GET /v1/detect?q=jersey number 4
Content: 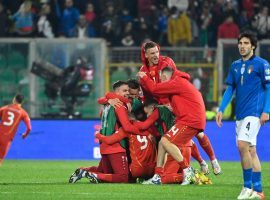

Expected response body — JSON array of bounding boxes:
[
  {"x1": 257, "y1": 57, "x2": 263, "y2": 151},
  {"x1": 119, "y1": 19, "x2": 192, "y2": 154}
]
[
  {"x1": 3, "y1": 111, "x2": 15, "y2": 126},
  {"x1": 137, "y1": 136, "x2": 148, "y2": 150}
]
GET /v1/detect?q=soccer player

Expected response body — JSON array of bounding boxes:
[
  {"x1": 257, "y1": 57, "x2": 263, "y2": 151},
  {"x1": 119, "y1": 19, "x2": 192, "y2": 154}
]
[
  {"x1": 137, "y1": 98, "x2": 209, "y2": 179},
  {"x1": 95, "y1": 107, "x2": 157, "y2": 180},
  {"x1": 216, "y1": 31, "x2": 269, "y2": 200},
  {"x1": 139, "y1": 41, "x2": 221, "y2": 175},
  {"x1": 137, "y1": 66, "x2": 207, "y2": 185},
  {"x1": 69, "y1": 81, "x2": 141, "y2": 183},
  {"x1": 0, "y1": 94, "x2": 31, "y2": 165}
]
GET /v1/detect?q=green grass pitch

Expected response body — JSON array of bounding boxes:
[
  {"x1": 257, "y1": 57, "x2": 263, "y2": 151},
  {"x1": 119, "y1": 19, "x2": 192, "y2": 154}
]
[{"x1": 0, "y1": 160, "x2": 269, "y2": 200}]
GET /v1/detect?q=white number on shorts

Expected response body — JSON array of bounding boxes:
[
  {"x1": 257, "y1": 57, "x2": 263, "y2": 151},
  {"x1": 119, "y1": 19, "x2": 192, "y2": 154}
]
[
  {"x1": 246, "y1": 122, "x2": 250, "y2": 131},
  {"x1": 3, "y1": 111, "x2": 15, "y2": 126},
  {"x1": 170, "y1": 125, "x2": 179, "y2": 136},
  {"x1": 137, "y1": 135, "x2": 148, "y2": 150}
]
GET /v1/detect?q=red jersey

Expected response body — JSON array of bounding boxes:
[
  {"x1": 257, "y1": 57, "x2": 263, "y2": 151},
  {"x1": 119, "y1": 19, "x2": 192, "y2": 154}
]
[
  {"x1": 96, "y1": 128, "x2": 157, "y2": 168},
  {"x1": 0, "y1": 104, "x2": 31, "y2": 141},
  {"x1": 139, "y1": 43, "x2": 177, "y2": 105},
  {"x1": 140, "y1": 72, "x2": 206, "y2": 130}
]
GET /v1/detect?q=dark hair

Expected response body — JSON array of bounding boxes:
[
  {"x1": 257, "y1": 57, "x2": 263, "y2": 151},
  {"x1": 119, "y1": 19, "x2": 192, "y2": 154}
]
[
  {"x1": 161, "y1": 66, "x2": 174, "y2": 74},
  {"x1": 238, "y1": 31, "x2": 257, "y2": 51},
  {"x1": 15, "y1": 94, "x2": 24, "y2": 104},
  {"x1": 132, "y1": 105, "x2": 147, "y2": 121},
  {"x1": 127, "y1": 79, "x2": 140, "y2": 89},
  {"x1": 144, "y1": 41, "x2": 158, "y2": 52},
  {"x1": 112, "y1": 80, "x2": 128, "y2": 90},
  {"x1": 144, "y1": 98, "x2": 158, "y2": 107}
]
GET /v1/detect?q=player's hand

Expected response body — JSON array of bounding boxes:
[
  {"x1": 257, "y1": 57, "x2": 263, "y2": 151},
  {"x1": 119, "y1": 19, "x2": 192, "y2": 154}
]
[
  {"x1": 108, "y1": 98, "x2": 122, "y2": 108},
  {"x1": 22, "y1": 132, "x2": 28, "y2": 139},
  {"x1": 216, "y1": 112, "x2": 223, "y2": 127},
  {"x1": 95, "y1": 133, "x2": 103, "y2": 141},
  {"x1": 137, "y1": 71, "x2": 146, "y2": 78},
  {"x1": 260, "y1": 112, "x2": 269, "y2": 125}
]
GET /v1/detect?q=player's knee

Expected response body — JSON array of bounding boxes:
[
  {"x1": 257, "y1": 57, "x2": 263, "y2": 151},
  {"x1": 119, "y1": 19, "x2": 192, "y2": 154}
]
[
  {"x1": 249, "y1": 146, "x2": 257, "y2": 157},
  {"x1": 237, "y1": 141, "x2": 250, "y2": 153},
  {"x1": 196, "y1": 132, "x2": 204, "y2": 139},
  {"x1": 160, "y1": 137, "x2": 169, "y2": 147}
]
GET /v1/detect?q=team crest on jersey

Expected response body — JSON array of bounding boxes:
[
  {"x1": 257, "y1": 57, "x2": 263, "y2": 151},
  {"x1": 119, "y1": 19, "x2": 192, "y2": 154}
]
[
  {"x1": 248, "y1": 66, "x2": 253, "y2": 74},
  {"x1": 265, "y1": 68, "x2": 270, "y2": 75}
]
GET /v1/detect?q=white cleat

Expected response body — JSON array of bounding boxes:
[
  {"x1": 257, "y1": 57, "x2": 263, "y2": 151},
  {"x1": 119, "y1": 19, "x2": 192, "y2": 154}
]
[
  {"x1": 211, "y1": 159, "x2": 222, "y2": 175},
  {"x1": 237, "y1": 187, "x2": 253, "y2": 199},
  {"x1": 142, "y1": 174, "x2": 161, "y2": 185},
  {"x1": 200, "y1": 160, "x2": 209, "y2": 175},
  {"x1": 69, "y1": 168, "x2": 86, "y2": 183},
  {"x1": 86, "y1": 172, "x2": 99, "y2": 184},
  {"x1": 181, "y1": 167, "x2": 195, "y2": 185},
  {"x1": 248, "y1": 191, "x2": 265, "y2": 199}
]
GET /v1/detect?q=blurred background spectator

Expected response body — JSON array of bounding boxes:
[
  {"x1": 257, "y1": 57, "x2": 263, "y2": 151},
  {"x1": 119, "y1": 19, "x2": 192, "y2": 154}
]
[{"x1": 0, "y1": 0, "x2": 270, "y2": 44}]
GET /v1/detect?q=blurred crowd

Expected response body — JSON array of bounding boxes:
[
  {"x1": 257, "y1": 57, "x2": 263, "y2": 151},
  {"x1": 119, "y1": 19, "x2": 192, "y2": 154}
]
[{"x1": 0, "y1": 0, "x2": 270, "y2": 47}]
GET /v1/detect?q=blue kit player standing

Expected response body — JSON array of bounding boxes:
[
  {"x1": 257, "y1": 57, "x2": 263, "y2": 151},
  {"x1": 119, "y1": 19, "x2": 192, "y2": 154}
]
[{"x1": 216, "y1": 31, "x2": 270, "y2": 200}]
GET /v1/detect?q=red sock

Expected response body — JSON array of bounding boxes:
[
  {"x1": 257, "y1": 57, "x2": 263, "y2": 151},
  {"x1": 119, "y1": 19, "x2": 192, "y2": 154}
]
[
  {"x1": 161, "y1": 173, "x2": 183, "y2": 184},
  {"x1": 197, "y1": 134, "x2": 216, "y2": 161},
  {"x1": 83, "y1": 166, "x2": 100, "y2": 173},
  {"x1": 154, "y1": 167, "x2": 164, "y2": 176},
  {"x1": 178, "y1": 160, "x2": 189, "y2": 170},
  {"x1": 97, "y1": 173, "x2": 129, "y2": 183},
  {"x1": 191, "y1": 143, "x2": 203, "y2": 163}
]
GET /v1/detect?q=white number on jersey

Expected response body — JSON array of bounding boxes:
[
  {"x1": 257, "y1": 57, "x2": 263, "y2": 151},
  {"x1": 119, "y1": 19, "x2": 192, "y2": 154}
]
[
  {"x1": 3, "y1": 111, "x2": 15, "y2": 126},
  {"x1": 137, "y1": 135, "x2": 148, "y2": 150},
  {"x1": 170, "y1": 125, "x2": 179, "y2": 136}
]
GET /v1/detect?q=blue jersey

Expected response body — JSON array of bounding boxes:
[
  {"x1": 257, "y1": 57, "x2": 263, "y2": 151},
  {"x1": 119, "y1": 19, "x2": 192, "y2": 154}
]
[{"x1": 226, "y1": 55, "x2": 270, "y2": 120}]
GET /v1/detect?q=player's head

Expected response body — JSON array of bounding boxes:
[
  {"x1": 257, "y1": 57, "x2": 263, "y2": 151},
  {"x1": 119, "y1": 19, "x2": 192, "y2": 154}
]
[
  {"x1": 113, "y1": 80, "x2": 129, "y2": 98},
  {"x1": 127, "y1": 79, "x2": 141, "y2": 100},
  {"x1": 13, "y1": 94, "x2": 24, "y2": 104},
  {"x1": 160, "y1": 66, "x2": 174, "y2": 82},
  {"x1": 144, "y1": 41, "x2": 160, "y2": 66},
  {"x1": 144, "y1": 98, "x2": 158, "y2": 116},
  {"x1": 132, "y1": 105, "x2": 147, "y2": 121},
  {"x1": 238, "y1": 31, "x2": 257, "y2": 58}
]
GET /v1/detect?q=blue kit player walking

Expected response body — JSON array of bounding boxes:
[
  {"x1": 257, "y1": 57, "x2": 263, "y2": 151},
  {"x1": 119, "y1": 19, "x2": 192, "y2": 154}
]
[{"x1": 216, "y1": 31, "x2": 270, "y2": 200}]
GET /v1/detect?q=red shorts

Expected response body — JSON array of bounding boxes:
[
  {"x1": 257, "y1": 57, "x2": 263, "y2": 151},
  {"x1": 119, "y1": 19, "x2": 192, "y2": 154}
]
[
  {"x1": 130, "y1": 162, "x2": 156, "y2": 179},
  {"x1": 164, "y1": 123, "x2": 200, "y2": 147}
]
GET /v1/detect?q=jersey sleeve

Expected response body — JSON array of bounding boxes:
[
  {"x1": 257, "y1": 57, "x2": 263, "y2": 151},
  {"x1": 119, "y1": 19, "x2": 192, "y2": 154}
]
[
  {"x1": 97, "y1": 97, "x2": 108, "y2": 105},
  {"x1": 226, "y1": 63, "x2": 235, "y2": 87},
  {"x1": 115, "y1": 106, "x2": 140, "y2": 134},
  {"x1": 134, "y1": 109, "x2": 159, "y2": 130},
  {"x1": 260, "y1": 60, "x2": 270, "y2": 84},
  {"x1": 140, "y1": 75, "x2": 180, "y2": 96},
  {"x1": 97, "y1": 128, "x2": 127, "y2": 145},
  {"x1": 22, "y1": 111, "x2": 31, "y2": 133}
]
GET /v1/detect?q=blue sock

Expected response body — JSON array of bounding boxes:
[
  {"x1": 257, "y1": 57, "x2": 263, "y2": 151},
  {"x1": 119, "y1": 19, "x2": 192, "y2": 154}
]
[
  {"x1": 243, "y1": 168, "x2": 252, "y2": 189},
  {"x1": 252, "y1": 172, "x2": 262, "y2": 192}
]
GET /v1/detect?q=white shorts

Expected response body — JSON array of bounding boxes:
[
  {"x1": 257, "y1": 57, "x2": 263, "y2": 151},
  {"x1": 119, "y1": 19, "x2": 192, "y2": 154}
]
[{"x1": 235, "y1": 116, "x2": 261, "y2": 146}]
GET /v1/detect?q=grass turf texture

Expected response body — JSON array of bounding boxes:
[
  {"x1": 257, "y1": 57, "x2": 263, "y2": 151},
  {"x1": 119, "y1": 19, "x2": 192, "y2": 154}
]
[{"x1": 0, "y1": 160, "x2": 269, "y2": 200}]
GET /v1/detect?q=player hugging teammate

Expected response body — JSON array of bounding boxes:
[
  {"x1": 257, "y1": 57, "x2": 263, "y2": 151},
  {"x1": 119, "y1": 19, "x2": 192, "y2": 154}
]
[{"x1": 69, "y1": 41, "x2": 220, "y2": 185}]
